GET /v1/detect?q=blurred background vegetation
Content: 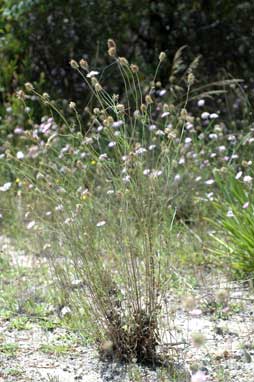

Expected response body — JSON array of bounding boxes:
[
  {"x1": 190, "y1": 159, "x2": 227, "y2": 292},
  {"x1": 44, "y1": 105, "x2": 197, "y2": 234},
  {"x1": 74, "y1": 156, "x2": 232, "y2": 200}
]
[{"x1": 1, "y1": 0, "x2": 254, "y2": 103}]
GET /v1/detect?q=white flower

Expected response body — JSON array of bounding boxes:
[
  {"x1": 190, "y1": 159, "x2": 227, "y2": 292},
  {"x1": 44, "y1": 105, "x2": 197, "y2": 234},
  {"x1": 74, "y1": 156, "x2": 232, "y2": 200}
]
[
  {"x1": 227, "y1": 210, "x2": 234, "y2": 218},
  {"x1": 150, "y1": 170, "x2": 163, "y2": 178},
  {"x1": 243, "y1": 175, "x2": 252, "y2": 183},
  {"x1": 61, "y1": 306, "x2": 72, "y2": 317},
  {"x1": 96, "y1": 125, "x2": 104, "y2": 132},
  {"x1": 108, "y1": 141, "x2": 116, "y2": 148},
  {"x1": 155, "y1": 129, "x2": 165, "y2": 136},
  {"x1": 197, "y1": 99, "x2": 205, "y2": 107},
  {"x1": 135, "y1": 147, "x2": 147, "y2": 155},
  {"x1": 64, "y1": 218, "x2": 73, "y2": 224},
  {"x1": 205, "y1": 179, "x2": 214, "y2": 185},
  {"x1": 112, "y1": 120, "x2": 124, "y2": 128},
  {"x1": 201, "y1": 112, "x2": 210, "y2": 119},
  {"x1": 86, "y1": 70, "x2": 99, "y2": 78},
  {"x1": 143, "y1": 169, "x2": 150, "y2": 176},
  {"x1": 206, "y1": 192, "x2": 214, "y2": 200},
  {"x1": 195, "y1": 176, "x2": 202, "y2": 182},
  {"x1": 218, "y1": 145, "x2": 226, "y2": 152},
  {"x1": 148, "y1": 124, "x2": 157, "y2": 131},
  {"x1": 235, "y1": 171, "x2": 242, "y2": 180},
  {"x1": 174, "y1": 174, "x2": 181, "y2": 183},
  {"x1": 186, "y1": 122, "x2": 193, "y2": 130},
  {"x1": 228, "y1": 134, "x2": 236, "y2": 142},
  {"x1": 148, "y1": 144, "x2": 156, "y2": 150},
  {"x1": 0, "y1": 182, "x2": 12, "y2": 192},
  {"x1": 27, "y1": 221, "x2": 36, "y2": 230},
  {"x1": 96, "y1": 220, "x2": 106, "y2": 227},
  {"x1": 122, "y1": 175, "x2": 131, "y2": 183},
  {"x1": 208, "y1": 133, "x2": 218, "y2": 140},
  {"x1": 16, "y1": 151, "x2": 25, "y2": 160},
  {"x1": 185, "y1": 137, "x2": 192, "y2": 144},
  {"x1": 210, "y1": 113, "x2": 219, "y2": 119},
  {"x1": 243, "y1": 202, "x2": 249, "y2": 209},
  {"x1": 106, "y1": 190, "x2": 115, "y2": 195},
  {"x1": 191, "y1": 371, "x2": 207, "y2": 382},
  {"x1": 99, "y1": 153, "x2": 108, "y2": 161},
  {"x1": 161, "y1": 111, "x2": 170, "y2": 118},
  {"x1": 55, "y1": 204, "x2": 64, "y2": 211},
  {"x1": 159, "y1": 89, "x2": 167, "y2": 96}
]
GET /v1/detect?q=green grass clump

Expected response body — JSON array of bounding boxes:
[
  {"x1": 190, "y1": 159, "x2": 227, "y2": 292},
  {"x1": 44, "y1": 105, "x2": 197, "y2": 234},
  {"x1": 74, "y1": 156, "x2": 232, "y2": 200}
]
[
  {"x1": 0, "y1": 343, "x2": 19, "y2": 357},
  {"x1": 210, "y1": 170, "x2": 254, "y2": 278}
]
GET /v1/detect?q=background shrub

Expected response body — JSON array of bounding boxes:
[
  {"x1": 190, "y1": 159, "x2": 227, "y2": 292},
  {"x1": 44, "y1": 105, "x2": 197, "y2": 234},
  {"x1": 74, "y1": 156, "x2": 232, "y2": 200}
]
[{"x1": 1, "y1": 0, "x2": 254, "y2": 102}]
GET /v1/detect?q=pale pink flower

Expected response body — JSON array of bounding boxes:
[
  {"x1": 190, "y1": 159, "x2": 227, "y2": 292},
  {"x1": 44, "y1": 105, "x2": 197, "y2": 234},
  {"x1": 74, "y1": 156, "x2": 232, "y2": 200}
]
[{"x1": 191, "y1": 371, "x2": 207, "y2": 382}]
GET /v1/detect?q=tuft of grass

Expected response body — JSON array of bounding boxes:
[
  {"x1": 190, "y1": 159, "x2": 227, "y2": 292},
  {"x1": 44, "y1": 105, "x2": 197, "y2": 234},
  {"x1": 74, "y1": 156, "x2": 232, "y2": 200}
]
[
  {"x1": 0, "y1": 343, "x2": 19, "y2": 357},
  {"x1": 39, "y1": 343, "x2": 72, "y2": 355},
  {"x1": 8, "y1": 316, "x2": 32, "y2": 330},
  {"x1": 210, "y1": 170, "x2": 254, "y2": 278}
]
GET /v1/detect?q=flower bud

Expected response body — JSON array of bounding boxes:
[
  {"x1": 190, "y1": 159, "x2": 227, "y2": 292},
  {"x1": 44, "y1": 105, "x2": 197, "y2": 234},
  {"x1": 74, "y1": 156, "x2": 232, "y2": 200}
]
[
  {"x1": 140, "y1": 103, "x2": 147, "y2": 113},
  {"x1": 187, "y1": 72, "x2": 195, "y2": 86},
  {"x1": 107, "y1": 39, "x2": 116, "y2": 48},
  {"x1": 70, "y1": 59, "x2": 79, "y2": 69},
  {"x1": 118, "y1": 57, "x2": 129, "y2": 66},
  {"x1": 79, "y1": 59, "x2": 89, "y2": 70},
  {"x1": 25, "y1": 82, "x2": 34, "y2": 92},
  {"x1": 108, "y1": 46, "x2": 116, "y2": 57},
  {"x1": 159, "y1": 51, "x2": 166, "y2": 62},
  {"x1": 94, "y1": 82, "x2": 102, "y2": 92},
  {"x1": 69, "y1": 101, "x2": 76, "y2": 110},
  {"x1": 130, "y1": 64, "x2": 139, "y2": 73},
  {"x1": 16, "y1": 90, "x2": 26, "y2": 100},
  {"x1": 145, "y1": 94, "x2": 153, "y2": 105},
  {"x1": 116, "y1": 104, "x2": 125, "y2": 113}
]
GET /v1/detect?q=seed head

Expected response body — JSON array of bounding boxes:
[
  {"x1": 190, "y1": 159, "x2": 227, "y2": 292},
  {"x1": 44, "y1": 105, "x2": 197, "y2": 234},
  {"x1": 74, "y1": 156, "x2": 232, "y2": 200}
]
[
  {"x1": 70, "y1": 59, "x2": 79, "y2": 69},
  {"x1": 118, "y1": 57, "x2": 129, "y2": 66},
  {"x1": 182, "y1": 295, "x2": 196, "y2": 311},
  {"x1": 116, "y1": 104, "x2": 125, "y2": 113},
  {"x1": 16, "y1": 90, "x2": 25, "y2": 100},
  {"x1": 145, "y1": 94, "x2": 153, "y2": 105},
  {"x1": 159, "y1": 51, "x2": 167, "y2": 62},
  {"x1": 94, "y1": 82, "x2": 102, "y2": 92},
  {"x1": 191, "y1": 332, "x2": 206, "y2": 348},
  {"x1": 140, "y1": 103, "x2": 147, "y2": 113},
  {"x1": 130, "y1": 64, "x2": 139, "y2": 73},
  {"x1": 93, "y1": 108, "x2": 100, "y2": 115},
  {"x1": 107, "y1": 39, "x2": 116, "y2": 49},
  {"x1": 133, "y1": 110, "x2": 140, "y2": 118},
  {"x1": 104, "y1": 116, "x2": 114, "y2": 127},
  {"x1": 42, "y1": 93, "x2": 50, "y2": 101},
  {"x1": 108, "y1": 46, "x2": 116, "y2": 57},
  {"x1": 187, "y1": 71, "x2": 195, "y2": 86},
  {"x1": 180, "y1": 108, "x2": 188, "y2": 120},
  {"x1": 69, "y1": 101, "x2": 76, "y2": 110},
  {"x1": 25, "y1": 82, "x2": 34, "y2": 92},
  {"x1": 79, "y1": 59, "x2": 89, "y2": 70},
  {"x1": 215, "y1": 289, "x2": 229, "y2": 304}
]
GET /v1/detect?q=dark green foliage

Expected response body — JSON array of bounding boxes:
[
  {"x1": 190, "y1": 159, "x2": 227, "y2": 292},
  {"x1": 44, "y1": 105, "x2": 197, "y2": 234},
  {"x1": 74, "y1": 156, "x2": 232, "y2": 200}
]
[{"x1": 1, "y1": 0, "x2": 254, "y2": 101}]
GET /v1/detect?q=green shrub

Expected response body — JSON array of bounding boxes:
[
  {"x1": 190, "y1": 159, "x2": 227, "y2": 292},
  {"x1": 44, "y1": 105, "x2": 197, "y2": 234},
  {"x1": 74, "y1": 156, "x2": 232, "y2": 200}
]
[{"x1": 1, "y1": 0, "x2": 254, "y2": 102}]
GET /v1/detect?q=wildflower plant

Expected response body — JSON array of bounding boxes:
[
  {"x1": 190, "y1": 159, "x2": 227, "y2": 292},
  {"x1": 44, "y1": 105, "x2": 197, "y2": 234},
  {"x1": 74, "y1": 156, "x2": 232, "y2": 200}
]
[{"x1": 0, "y1": 40, "x2": 244, "y2": 365}]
